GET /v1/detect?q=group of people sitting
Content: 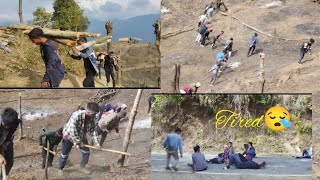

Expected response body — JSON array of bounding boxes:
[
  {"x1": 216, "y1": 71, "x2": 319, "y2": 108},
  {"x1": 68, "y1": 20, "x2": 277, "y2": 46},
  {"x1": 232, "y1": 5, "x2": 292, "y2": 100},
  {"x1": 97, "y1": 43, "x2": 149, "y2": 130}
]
[{"x1": 189, "y1": 142, "x2": 266, "y2": 172}]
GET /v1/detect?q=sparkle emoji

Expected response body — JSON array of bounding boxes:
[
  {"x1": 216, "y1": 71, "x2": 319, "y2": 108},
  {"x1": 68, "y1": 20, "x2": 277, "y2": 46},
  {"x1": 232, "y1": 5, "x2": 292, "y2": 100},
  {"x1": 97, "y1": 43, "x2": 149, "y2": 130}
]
[{"x1": 265, "y1": 106, "x2": 291, "y2": 131}]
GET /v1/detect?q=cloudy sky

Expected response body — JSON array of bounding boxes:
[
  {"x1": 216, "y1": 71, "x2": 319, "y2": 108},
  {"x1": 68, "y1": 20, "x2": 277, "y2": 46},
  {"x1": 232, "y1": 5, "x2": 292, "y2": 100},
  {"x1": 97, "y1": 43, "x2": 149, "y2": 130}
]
[{"x1": 0, "y1": 0, "x2": 161, "y2": 25}]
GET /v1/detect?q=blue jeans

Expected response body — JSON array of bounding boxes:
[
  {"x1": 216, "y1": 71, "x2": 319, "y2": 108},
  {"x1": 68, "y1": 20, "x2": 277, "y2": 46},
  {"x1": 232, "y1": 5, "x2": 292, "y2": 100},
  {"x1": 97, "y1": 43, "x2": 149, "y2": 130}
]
[
  {"x1": 58, "y1": 138, "x2": 90, "y2": 170},
  {"x1": 229, "y1": 154, "x2": 241, "y2": 168}
]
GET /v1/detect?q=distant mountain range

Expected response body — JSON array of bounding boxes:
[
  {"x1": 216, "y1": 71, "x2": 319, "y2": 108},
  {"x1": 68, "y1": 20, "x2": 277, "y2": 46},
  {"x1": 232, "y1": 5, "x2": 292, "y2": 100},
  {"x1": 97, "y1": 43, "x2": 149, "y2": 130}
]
[
  {"x1": 88, "y1": 14, "x2": 160, "y2": 43},
  {"x1": 1, "y1": 13, "x2": 160, "y2": 44}
]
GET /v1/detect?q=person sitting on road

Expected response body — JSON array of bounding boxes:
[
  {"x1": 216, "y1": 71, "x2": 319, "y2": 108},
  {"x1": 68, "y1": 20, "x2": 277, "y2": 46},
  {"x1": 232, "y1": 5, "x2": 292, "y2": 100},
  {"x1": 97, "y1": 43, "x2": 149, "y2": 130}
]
[
  {"x1": 225, "y1": 153, "x2": 266, "y2": 170},
  {"x1": 296, "y1": 146, "x2": 312, "y2": 159},
  {"x1": 188, "y1": 145, "x2": 208, "y2": 172},
  {"x1": 228, "y1": 142, "x2": 235, "y2": 156},
  {"x1": 206, "y1": 145, "x2": 229, "y2": 164},
  {"x1": 248, "y1": 142, "x2": 256, "y2": 158},
  {"x1": 241, "y1": 143, "x2": 255, "y2": 161}
]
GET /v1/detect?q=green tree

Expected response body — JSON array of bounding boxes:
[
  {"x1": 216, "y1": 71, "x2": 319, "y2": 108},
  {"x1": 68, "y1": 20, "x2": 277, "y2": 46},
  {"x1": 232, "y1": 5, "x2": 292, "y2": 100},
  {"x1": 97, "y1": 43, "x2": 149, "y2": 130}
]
[
  {"x1": 28, "y1": 7, "x2": 52, "y2": 28},
  {"x1": 52, "y1": 0, "x2": 90, "y2": 31}
]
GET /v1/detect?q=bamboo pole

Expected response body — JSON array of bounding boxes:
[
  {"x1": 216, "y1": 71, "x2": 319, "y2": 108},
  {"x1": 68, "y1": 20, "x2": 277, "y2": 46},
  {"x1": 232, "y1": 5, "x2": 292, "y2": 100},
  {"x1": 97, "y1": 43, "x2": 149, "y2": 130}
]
[
  {"x1": 44, "y1": 141, "x2": 49, "y2": 180},
  {"x1": 83, "y1": 145, "x2": 131, "y2": 156},
  {"x1": 119, "y1": 89, "x2": 143, "y2": 166}
]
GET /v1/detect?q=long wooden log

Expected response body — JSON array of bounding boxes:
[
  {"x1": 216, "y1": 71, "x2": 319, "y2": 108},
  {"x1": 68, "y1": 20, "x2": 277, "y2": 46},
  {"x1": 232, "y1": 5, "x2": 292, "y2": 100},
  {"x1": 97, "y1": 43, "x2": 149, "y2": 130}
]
[
  {"x1": 9, "y1": 24, "x2": 101, "y2": 39},
  {"x1": 68, "y1": 36, "x2": 112, "y2": 55},
  {"x1": 83, "y1": 144, "x2": 131, "y2": 156},
  {"x1": 219, "y1": 12, "x2": 312, "y2": 41},
  {"x1": 119, "y1": 89, "x2": 143, "y2": 166}
]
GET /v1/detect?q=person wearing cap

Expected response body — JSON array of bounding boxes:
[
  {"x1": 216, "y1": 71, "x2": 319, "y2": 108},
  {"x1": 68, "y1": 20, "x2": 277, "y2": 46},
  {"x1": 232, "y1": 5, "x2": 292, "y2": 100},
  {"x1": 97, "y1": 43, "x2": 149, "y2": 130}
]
[
  {"x1": 0, "y1": 107, "x2": 21, "y2": 176},
  {"x1": 58, "y1": 102, "x2": 101, "y2": 176},
  {"x1": 299, "y1": 38, "x2": 315, "y2": 64},
  {"x1": 97, "y1": 110, "x2": 127, "y2": 146},
  {"x1": 38, "y1": 127, "x2": 63, "y2": 168},
  {"x1": 28, "y1": 28, "x2": 65, "y2": 88},
  {"x1": 180, "y1": 82, "x2": 201, "y2": 94}
]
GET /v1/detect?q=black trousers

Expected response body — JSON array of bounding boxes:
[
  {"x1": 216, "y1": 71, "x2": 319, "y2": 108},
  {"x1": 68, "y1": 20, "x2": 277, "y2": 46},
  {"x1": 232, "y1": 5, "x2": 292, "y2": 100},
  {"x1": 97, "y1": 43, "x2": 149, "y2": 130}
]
[
  {"x1": 41, "y1": 143, "x2": 54, "y2": 168},
  {"x1": 83, "y1": 70, "x2": 96, "y2": 87},
  {"x1": 105, "y1": 70, "x2": 116, "y2": 87},
  {"x1": 248, "y1": 45, "x2": 256, "y2": 55}
]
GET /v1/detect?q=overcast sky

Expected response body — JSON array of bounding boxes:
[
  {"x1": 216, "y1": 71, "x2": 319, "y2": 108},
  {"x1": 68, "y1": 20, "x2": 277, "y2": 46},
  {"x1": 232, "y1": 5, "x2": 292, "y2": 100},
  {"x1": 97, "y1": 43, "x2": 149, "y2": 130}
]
[{"x1": 0, "y1": 0, "x2": 161, "y2": 25}]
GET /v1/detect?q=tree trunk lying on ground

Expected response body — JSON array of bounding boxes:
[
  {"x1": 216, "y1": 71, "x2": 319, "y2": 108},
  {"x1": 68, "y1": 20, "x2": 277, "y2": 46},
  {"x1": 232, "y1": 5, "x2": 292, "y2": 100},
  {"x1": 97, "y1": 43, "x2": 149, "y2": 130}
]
[{"x1": 8, "y1": 24, "x2": 101, "y2": 40}]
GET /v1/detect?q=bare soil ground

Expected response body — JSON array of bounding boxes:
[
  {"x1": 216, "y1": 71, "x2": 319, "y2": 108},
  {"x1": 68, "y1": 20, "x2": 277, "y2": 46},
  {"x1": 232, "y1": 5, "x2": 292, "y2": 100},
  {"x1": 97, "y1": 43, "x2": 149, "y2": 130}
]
[
  {"x1": 0, "y1": 89, "x2": 158, "y2": 180},
  {"x1": 313, "y1": 92, "x2": 320, "y2": 180},
  {"x1": 160, "y1": 0, "x2": 320, "y2": 93}
]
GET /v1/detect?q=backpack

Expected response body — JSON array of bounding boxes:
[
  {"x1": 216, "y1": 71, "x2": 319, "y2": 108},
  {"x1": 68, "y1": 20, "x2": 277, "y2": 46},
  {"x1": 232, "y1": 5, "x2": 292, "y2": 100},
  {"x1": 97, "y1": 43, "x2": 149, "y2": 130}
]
[{"x1": 198, "y1": 26, "x2": 207, "y2": 35}]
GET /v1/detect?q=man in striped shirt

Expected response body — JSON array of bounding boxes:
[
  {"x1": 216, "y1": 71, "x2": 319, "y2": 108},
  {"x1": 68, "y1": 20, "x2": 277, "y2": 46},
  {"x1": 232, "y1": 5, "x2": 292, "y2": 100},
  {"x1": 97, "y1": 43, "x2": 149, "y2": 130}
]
[{"x1": 58, "y1": 102, "x2": 101, "y2": 176}]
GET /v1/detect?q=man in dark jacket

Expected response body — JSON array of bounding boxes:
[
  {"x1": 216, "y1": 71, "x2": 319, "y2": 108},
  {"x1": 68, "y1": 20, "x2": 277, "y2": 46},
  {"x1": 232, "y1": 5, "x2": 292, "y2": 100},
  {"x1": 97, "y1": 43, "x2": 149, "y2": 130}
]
[
  {"x1": 28, "y1": 28, "x2": 65, "y2": 88},
  {"x1": 38, "y1": 128, "x2": 63, "y2": 168},
  {"x1": 0, "y1": 107, "x2": 20, "y2": 176},
  {"x1": 299, "y1": 38, "x2": 315, "y2": 64},
  {"x1": 97, "y1": 52, "x2": 116, "y2": 87},
  {"x1": 71, "y1": 37, "x2": 99, "y2": 87}
]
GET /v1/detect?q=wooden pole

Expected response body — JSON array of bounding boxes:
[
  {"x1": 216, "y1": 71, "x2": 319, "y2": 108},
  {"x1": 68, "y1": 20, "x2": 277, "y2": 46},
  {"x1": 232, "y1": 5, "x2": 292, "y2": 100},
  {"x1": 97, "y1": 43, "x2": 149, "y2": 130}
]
[
  {"x1": 172, "y1": 64, "x2": 177, "y2": 92},
  {"x1": 105, "y1": 21, "x2": 112, "y2": 54},
  {"x1": 44, "y1": 141, "x2": 49, "y2": 180},
  {"x1": 176, "y1": 64, "x2": 181, "y2": 93},
  {"x1": 119, "y1": 89, "x2": 143, "y2": 166},
  {"x1": 18, "y1": 0, "x2": 23, "y2": 49},
  {"x1": 18, "y1": 0, "x2": 23, "y2": 24},
  {"x1": 18, "y1": 93, "x2": 24, "y2": 141},
  {"x1": 1, "y1": 149, "x2": 6, "y2": 180},
  {"x1": 83, "y1": 144, "x2": 131, "y2": 156},
  {"x1": 259, "y1": 53, "x2": 266, "y2": 93},
  {"x1": 116, "y1": 51, "x2": 121, "y2": 86},
  {"x1": 43, "y1": 147, "x2": 59, "y2": 157}
]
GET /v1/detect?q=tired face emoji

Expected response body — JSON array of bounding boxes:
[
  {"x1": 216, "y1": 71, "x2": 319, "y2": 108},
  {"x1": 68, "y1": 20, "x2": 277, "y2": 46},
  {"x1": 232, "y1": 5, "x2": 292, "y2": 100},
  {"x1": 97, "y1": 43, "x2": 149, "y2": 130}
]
[{"x1": 265, "y1": 106, "x2": 291, "y2": 131}]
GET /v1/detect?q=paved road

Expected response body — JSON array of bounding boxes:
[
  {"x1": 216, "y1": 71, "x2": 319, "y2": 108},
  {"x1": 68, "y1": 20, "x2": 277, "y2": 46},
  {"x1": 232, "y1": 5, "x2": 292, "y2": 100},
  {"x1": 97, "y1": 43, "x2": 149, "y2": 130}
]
[{"x1": 151, "y1": 153, "x2": 312, "y2": 180}]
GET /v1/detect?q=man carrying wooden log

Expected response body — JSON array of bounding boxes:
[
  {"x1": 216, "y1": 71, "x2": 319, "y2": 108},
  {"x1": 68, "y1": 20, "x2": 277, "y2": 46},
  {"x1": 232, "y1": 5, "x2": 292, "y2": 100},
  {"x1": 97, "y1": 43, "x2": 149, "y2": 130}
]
[
  {"x1": 97, "y1": 110, "x2": 127, "y2": 147},
  {"x1": 0, "y1": 108, "x2": 20, "y2": 177},
  {"x1": 28, "y1": 28, "x2": 65, "y2": 88},
  {"x1": 97, "y1": 52, "x2": 117, "y2": 87},
  {"x1": 70, "y1": 37, "x2": 100, "y2": 87},
  {"x1": 58, "y1": 102, "x2": 101, "y2": 176},
  {"x1": 38, "y1": 128, "x2": 63, "y2": 169}
]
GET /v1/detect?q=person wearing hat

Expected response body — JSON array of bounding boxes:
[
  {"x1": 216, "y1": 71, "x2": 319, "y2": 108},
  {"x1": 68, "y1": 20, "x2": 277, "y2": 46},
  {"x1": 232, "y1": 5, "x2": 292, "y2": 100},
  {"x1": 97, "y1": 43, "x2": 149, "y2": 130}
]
[
  {"x1": 58, "y1": 102, "x2": 101, "y2": 175},
  {"x1": 28, "y1": 28, "x2": 65, "y2": 88},
  {"x1": 38, "y1": 127, "x2": 63, "y2": 168},
  {"x1": 97, "y1": 110, "x2": 127, "y2": 146},
  {"x1": 299, "y1": 38, "x2": 315, "y2": 64},
  {"x1": 180, "y1": 82, "x2": 201, "y2": 94}
]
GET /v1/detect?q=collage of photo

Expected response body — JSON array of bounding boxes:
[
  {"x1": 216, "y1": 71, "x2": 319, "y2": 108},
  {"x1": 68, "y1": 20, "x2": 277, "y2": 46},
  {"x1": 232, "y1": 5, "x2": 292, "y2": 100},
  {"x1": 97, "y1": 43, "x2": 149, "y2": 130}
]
[{"x1": 0, "y1": 0, "x2": 319, "y2": 180}]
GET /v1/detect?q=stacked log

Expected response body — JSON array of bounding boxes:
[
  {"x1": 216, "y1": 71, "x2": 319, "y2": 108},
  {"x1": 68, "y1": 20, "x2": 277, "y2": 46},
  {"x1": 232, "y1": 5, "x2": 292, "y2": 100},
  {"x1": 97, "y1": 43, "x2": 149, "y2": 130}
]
[{"x1": 0, "y1": 27, "x2": 16, "y2": 53}]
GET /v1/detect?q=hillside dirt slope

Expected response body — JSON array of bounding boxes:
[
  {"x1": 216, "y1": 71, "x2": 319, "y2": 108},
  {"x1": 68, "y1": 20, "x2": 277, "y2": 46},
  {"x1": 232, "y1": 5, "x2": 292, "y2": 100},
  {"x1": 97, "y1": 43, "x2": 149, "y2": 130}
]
[
  {"x1": 0, "y1": 89, "x2": 158, "y2": 179},
  {"x1": 160, "y1": 0, "x2": 320, "y2": 93}
]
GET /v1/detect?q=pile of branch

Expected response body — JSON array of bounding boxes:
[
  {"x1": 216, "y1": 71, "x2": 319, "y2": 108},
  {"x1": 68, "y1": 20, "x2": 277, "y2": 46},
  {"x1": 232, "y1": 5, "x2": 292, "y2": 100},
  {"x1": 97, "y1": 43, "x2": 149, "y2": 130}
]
[
  {"x1": 0, "y1": 27, "x2": 16, "y2": 53},
  {"x1": 7, "y1": 24, "x2": 112, "y2": 53}
]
